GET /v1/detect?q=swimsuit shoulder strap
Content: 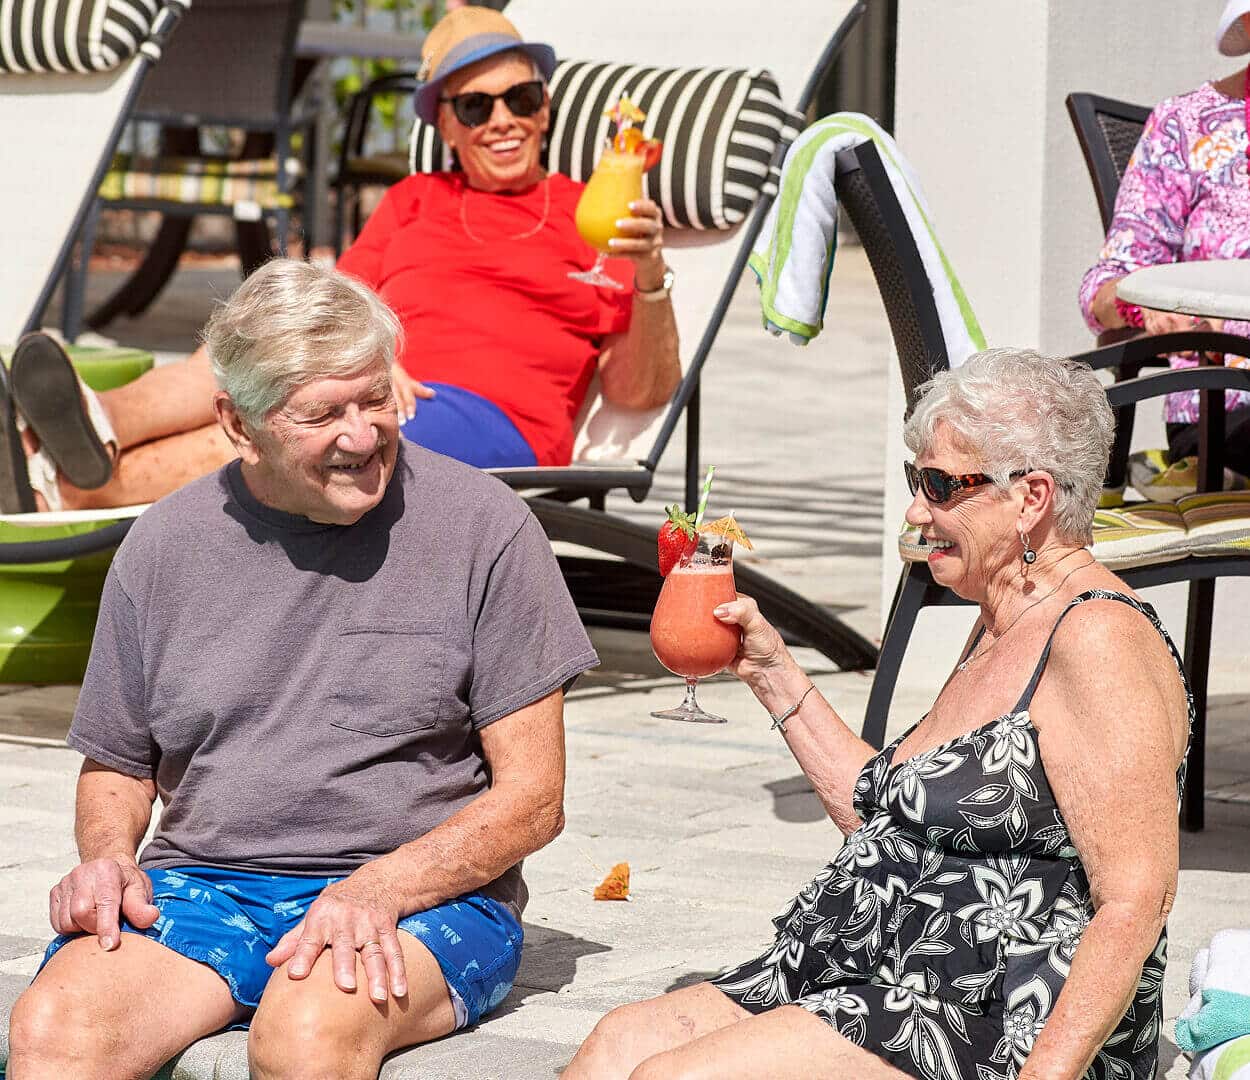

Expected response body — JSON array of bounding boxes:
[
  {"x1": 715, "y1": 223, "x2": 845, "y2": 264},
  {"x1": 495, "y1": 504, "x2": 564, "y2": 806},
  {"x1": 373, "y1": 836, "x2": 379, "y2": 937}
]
[
  {"x1": 1011, "y1": 589, "x2": 1183, "y2": 714},
  {"x1": 957, "y1": 622, "x2": 988, "y2": 667}
]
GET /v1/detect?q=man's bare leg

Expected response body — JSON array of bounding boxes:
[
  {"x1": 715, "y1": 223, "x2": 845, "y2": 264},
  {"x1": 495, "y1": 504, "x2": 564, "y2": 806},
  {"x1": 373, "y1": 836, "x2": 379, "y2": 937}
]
[
  {"x1": 248, "y1": 932, "x2": 457, "y2": 1080},
  {"x1": 57, "y1": 423, "x2": 237, "y2": 509},
  {"x1": 8, "y1": 934, "x2": 245, "y2": 1080}
]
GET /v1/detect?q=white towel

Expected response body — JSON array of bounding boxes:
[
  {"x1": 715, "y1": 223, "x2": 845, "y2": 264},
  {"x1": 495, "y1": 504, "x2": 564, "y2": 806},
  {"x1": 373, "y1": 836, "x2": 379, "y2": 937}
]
[
  {"x1": 1178, "y1": 930, "x2": 1250, "y2": 1080},
  {"x1": 749, "y1": 111, "x2": 985, "y2": 366}
]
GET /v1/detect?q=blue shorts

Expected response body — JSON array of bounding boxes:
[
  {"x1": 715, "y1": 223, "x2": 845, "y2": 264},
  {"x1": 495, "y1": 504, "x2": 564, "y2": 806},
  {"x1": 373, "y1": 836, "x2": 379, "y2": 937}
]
[
  {"x1": 400, "y1": 383, "x2": 537, "y2": 469},
  {"x1": 38, "y1": 866, "x2": 523, "y2": 1029}
]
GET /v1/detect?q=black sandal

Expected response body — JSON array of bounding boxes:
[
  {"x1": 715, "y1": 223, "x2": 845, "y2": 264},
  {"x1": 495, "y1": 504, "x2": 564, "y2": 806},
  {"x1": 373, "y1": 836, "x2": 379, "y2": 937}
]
[
  {"x1": 0, "y1": 361, "x2": 36, "y2": 514},
  {"x1": 10, "y1": 334, "x2": 114, "y2": 491}
]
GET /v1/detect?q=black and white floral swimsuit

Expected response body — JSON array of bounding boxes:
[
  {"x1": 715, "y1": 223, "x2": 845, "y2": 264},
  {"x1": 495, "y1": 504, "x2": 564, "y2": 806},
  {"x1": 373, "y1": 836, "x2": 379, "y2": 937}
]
[{"x1": 714, "y1": 590, "x2": 1193, "y2": 1080}]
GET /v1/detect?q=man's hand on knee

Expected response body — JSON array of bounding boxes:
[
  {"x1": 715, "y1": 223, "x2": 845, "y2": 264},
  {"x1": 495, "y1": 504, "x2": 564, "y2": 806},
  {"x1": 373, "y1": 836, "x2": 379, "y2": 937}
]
[
  {"x1": 265, "y1": 872, "x2": 407, "y2": 1004},
  {"x1": 48, "y1": 857, "x2": 159, "y2": 950}
]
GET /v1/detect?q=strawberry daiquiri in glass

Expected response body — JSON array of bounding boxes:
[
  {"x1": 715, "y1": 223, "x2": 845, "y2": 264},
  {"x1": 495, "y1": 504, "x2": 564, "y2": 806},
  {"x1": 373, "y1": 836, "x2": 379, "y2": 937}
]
[{"x1": 649, "y1": 508, "x2": 753, "y2": 724}]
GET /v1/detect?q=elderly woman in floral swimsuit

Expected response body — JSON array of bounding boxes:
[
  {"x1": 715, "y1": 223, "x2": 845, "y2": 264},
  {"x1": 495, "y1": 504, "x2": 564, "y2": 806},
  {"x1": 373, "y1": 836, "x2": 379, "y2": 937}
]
[
  {"x1": 566, "y1": 349, "x2": 1192, "y2": 1080},
  {"x1": 1081, "y1": 0, "x2": 1250, "y2": 475}
]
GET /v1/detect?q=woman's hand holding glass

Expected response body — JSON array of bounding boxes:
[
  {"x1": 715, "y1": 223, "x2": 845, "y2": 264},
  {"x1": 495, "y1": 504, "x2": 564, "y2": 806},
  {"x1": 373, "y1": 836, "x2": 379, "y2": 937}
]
[
  {"x1": 712, "y1": 595, "x2": 805, "y2": 702},
  {"x1": 608, "y1": 198, "x2": 666, "y2": 285}
]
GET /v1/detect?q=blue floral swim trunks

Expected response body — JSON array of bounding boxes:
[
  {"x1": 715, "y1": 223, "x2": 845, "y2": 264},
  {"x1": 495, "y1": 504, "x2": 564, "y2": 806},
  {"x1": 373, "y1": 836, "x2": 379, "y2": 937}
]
[{"x1": 39, "y1": 865, "x2": 523, "y2": 1029}]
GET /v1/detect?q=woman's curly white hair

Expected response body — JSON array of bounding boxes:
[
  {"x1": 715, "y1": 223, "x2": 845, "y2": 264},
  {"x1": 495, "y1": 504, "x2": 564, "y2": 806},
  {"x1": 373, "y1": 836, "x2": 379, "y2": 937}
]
[{"x1": 903, "y1": 348, "x2": 1115, "y2": 542}]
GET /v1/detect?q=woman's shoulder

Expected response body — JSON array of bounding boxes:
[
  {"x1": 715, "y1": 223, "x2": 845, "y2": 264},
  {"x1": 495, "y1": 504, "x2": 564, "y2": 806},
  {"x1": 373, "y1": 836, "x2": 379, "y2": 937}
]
[
  {"x1": 1046, "y1": 586, "x2": 1185, "y2": 689},
  {"x1": 547, "y1": 171, "x2": 586, "y2": 204},
  {"x1": 1147, "y1": 82, "x2": 1238, "y2": 135}
]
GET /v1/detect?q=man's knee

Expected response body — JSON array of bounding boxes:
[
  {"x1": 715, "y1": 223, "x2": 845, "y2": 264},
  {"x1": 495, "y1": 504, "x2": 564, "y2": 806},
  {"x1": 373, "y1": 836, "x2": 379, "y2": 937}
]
[
  {"x1": 8, "y1": 981, "x2": 117, "y2": 1076},
  {"x1": 248, "y1": 988, "x2": 383, "y2": 1080}
]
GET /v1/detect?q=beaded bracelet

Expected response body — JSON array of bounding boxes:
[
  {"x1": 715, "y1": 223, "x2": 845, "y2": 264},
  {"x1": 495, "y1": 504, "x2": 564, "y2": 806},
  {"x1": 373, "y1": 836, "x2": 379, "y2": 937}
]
[
  {"x1": 769, "y1": 683, "x2": 817, "y2": 734},
  {"x1": 1114, "y1": 297, "x2": 1145, "y2": 329}
]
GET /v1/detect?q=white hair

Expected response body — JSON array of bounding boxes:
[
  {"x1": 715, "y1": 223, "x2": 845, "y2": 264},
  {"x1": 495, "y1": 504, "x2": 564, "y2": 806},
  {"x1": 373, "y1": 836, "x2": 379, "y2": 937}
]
[
  {"x1": 903, "y1": 348, "x2": 1115, "y2": 542},
  {"x1": 202, "y1": 259, "x2": 402, "y2": 427}
]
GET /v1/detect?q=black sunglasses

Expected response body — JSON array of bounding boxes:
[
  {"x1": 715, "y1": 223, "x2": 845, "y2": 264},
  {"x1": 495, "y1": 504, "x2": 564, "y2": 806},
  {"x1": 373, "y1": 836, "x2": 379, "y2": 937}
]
[
  {"x1": 905, "y1": 462, "x2": 1024, "y2": 504},
  {"x1": 440, "y1": 80, "x2": 545, "y2": 128}
]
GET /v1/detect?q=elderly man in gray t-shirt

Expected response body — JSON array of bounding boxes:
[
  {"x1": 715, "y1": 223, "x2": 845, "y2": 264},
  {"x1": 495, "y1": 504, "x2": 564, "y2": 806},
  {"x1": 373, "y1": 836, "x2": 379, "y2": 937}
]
[{"x1": 7, "y1": 260, "x2": 598, "y2": 1080}]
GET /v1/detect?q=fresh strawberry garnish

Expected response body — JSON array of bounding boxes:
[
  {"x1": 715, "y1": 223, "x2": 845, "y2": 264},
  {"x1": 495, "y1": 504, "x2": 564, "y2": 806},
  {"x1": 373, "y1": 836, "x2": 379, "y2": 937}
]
[
  {"x1": 640, "y1": 138, "x2": 662, "y2": 172},
  {"x1": 657, "y1": 504, "x2": 697, "y2": 576}
]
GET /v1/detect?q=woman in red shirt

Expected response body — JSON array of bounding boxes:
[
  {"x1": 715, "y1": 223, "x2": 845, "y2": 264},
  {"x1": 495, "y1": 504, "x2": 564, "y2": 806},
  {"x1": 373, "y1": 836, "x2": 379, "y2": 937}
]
[{"x1": 1, "y1": 8, "x2": 679, "y2": 511}]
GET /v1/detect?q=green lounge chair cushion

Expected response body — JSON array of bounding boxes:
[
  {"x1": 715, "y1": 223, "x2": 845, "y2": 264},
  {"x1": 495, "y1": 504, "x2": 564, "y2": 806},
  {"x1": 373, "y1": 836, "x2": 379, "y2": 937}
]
[{"x1": 100, "y1": 154, "x2": 298, "y2": 210}]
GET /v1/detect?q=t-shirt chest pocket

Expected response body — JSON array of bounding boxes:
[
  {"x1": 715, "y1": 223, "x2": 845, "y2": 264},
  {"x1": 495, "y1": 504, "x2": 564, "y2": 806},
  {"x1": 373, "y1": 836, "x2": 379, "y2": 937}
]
[{"x1": 327, "y1": 620, "x2": 451, "y2": 737}]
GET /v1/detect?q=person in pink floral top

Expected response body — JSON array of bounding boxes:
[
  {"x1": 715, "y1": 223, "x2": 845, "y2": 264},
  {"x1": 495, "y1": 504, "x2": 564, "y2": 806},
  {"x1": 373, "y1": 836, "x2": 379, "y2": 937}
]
[{"x1": 1080, "y1": 1, "x2": 1250, "y2": 474}]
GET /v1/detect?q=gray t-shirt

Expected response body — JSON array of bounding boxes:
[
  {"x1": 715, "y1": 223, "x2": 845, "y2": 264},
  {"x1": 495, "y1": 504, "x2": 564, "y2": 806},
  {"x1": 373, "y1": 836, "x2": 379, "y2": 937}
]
[{"x1": 68, "y1": 443, "x2": 598, "y2": 919}]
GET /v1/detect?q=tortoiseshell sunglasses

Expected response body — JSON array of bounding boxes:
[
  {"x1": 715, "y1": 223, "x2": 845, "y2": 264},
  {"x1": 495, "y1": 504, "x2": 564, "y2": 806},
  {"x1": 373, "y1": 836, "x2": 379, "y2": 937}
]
[{"x1": 905, "y1": 462, "x2": 1023, "y2": 504}]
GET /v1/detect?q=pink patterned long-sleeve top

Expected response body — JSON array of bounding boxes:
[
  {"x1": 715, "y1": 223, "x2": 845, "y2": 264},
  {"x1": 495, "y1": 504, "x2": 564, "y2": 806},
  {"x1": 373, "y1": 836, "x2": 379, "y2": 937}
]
[{"x1": 1079, "y1": 82, "x2": 1250, "y2": 424}]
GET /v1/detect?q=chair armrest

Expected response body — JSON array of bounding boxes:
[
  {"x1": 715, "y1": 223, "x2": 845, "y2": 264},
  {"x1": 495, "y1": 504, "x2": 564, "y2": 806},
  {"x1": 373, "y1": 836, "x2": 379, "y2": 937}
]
[
  {"x1": 1103, "y1": 364, "x2": 1250, "y2": 409},
  {"x1": 1072, "y1": 329, "x2": 1250, "y2": 374},
  {"x1": 0, "y1": 520, "x2": 135, "y2": 564}
]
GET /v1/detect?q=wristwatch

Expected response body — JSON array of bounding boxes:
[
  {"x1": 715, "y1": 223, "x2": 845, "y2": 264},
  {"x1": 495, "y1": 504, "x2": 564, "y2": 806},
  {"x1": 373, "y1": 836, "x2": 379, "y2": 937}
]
[{"x1": 635, "y1": 265, "x2": 674, "y2": 302}]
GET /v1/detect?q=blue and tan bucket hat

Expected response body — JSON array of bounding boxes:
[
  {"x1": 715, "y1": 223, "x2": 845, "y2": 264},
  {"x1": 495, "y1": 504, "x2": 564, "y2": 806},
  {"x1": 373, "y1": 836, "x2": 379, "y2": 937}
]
[{"x1": 414, "y1": 7, "x2": 556, "y2": 125}]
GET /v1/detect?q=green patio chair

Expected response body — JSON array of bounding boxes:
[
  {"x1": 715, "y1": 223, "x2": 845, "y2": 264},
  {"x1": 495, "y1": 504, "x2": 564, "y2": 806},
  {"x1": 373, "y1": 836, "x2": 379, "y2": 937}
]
[{"x1": 0, "y1": 0, "x2": 188, "y2": 682}]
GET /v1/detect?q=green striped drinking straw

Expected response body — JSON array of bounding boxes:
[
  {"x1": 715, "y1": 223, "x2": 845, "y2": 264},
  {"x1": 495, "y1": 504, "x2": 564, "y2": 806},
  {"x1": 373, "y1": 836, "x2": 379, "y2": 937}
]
[{"x1": 693, "y1": 465, "x2": 716, "y2": 527}]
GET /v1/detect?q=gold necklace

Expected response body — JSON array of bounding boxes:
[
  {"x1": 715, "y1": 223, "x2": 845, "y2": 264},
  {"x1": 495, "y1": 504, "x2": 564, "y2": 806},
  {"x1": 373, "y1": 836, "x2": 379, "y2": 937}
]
[
  {"x1": 956, "y1": 553, "x2": 1096, "y2": 673},
  {"x1": 459, "y1": 177, "x2": 551, "y2": 244}
]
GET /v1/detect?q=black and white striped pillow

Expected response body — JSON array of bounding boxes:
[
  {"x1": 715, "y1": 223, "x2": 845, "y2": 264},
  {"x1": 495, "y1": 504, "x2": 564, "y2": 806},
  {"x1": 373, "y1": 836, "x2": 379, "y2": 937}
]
[
  {"x1": 410, "y1": 59, "x2": 802, "y2": 230},
  {"x1": 0, "y1": 0, "x2": 161, "y2": 74}
]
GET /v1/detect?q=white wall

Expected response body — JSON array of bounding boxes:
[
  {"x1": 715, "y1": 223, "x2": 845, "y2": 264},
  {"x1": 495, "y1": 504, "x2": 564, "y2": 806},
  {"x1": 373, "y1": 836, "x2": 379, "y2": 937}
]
[
  {"x1": 894, "y1": 0, "x2": 1226, "y2": 356},
  {"x1": 878, "y1": 1, "x2": 1244, "y2": 691}
]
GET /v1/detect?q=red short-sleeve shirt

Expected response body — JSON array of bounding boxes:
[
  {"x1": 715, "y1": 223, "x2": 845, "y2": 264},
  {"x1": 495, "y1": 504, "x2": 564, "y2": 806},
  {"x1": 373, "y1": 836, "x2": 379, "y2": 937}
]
[{"x1": 337, "y1": 172, "x2": 634, "y2": 466}]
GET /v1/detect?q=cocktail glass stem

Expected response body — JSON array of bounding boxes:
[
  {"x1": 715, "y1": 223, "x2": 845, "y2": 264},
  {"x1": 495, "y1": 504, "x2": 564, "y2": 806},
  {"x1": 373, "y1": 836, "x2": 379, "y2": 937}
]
[
  {"x1": 568, "y1": 252, "x2": 626, "y2": 290},
  {"x1": 650, "y1": 677, "x2": 727, "y2": 724}
]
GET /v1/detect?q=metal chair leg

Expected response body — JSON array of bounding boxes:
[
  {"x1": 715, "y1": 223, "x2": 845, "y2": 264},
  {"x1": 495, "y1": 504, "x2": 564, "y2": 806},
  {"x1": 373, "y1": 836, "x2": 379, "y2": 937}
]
[
  {"x1": 62, "y1": 200, "x2": 101, "y2": 343},
  {"x1": 1180, "y1": 578, "x2": 1215, "y2": 832},
  {"x1": 862, "y1": 564, "x2": 930, "y2": 748},
  {"x1": 332, "y1": 183, "x2": 347, "y2": 260},
  {"x1": 274, "y1": 208, "x2": 290, "y2": 258}
]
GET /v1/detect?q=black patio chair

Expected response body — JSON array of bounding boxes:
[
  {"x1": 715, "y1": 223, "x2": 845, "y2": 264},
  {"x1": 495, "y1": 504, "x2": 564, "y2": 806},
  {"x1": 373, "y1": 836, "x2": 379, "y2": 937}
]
[
  {"x1": 840, "y1": 138, "x2": 1250, "y2": 831},
  {"x1": 64, "y1": 0, "x2": 315, "y2": 340},
  {"x1": 1065, "y1": 93, "x2": 1153, "y2": 232},
  {"x1": 331, "y1": 70, "x2": 418, "y2": 259}
]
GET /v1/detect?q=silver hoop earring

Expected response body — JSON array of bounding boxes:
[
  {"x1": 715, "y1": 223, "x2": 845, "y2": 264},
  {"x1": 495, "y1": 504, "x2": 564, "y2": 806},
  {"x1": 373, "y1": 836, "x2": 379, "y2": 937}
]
[{"x1": 1020, "y1": 529, "x2": 1037, "y2": 566}]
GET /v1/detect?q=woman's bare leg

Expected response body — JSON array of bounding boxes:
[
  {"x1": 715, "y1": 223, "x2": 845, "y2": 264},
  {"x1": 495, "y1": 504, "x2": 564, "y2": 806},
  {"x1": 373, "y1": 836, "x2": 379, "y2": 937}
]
[
  {"x1": 626, "y1": 1004, "x2": 910, "y2": 1080},
  {"x1": 563, "y1": 984, "x2": 752, "y2": 1080},
  {"x1": 98, "y1": 345, "x2": 218, "y2": 451},
  {"x1": 57, "y1": 423, "x2": 236, "y2": 509}
]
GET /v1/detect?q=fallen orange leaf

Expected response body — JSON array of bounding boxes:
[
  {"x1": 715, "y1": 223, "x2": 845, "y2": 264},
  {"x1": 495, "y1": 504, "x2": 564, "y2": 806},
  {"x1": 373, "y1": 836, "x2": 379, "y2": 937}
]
[{"x1": 593, "y1": 862, "x2": 630, "y2": 901}]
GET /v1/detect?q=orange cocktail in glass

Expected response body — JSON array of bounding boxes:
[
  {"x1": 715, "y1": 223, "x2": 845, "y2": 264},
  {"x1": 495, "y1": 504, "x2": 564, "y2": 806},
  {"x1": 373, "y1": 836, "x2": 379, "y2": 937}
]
[
  {"x1": 574, "y1": 147, "x2": 645, "y2": 255},
  {"x1": 569, "y1": 94, "x2": 661, "y2": 290},
  {"x1": 649, "y1": 533, "x2": 740, "y2": 724}
]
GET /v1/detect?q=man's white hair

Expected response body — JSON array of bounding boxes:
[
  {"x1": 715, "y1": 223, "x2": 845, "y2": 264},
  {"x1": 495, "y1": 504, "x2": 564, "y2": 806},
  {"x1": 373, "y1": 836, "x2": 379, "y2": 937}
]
[
  {"x1": 202, "y1": 259, "x2": 402, "y2": 427},
  {"x1": 903, "y1": 348, "x2": 1115, "y2": 543}
]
